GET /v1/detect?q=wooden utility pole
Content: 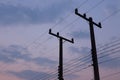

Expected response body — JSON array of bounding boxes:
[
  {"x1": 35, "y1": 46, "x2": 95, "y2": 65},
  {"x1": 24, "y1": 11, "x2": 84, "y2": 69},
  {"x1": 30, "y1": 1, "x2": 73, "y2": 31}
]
[
  {"x1": 49, "y1": 29, "x2": 74, "y2": 80},
  {"x1": 75, "y1": 8, "x2": 102, "y2": 80}
]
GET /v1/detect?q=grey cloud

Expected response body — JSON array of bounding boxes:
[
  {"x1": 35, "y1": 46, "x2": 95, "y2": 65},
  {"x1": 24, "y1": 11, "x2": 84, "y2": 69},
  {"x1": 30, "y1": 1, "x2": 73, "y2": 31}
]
[
  {"x1": 0, "y1": 1, "x2": 72, "y2": 26},
  {"x1": 69, "y1": 46, "x2": 90, "y2": 55},
  {"x1": 9, "y1": 70, "x2": 50, "y2": 80},
  {"x1": 69, "y1": 46, "x2": 81, "y2": 54},
  {"x1": 80, "y1": 47, "x2": 90, "y2": 55},
  {"x1": 65, "y1": 74, "x2": 80, "y2": 80},
  {"x1": 70, "y1": 30, "x2": 89, "y2": 39},
  {"x1": 0, "y1": 52, "x2": 15, "y2": 63},
  {"x1": 104, "y1": 0, "x2": 120, "y2": 15},
  {"x1": 33, "y1": 57, "x2": 57, "y2": 67},
  {"x1": 0, "y1": 45, "x2": 57, "y2": 67},
  {"x1": 0, "y1": 45, "x2": 31, "y2": 63}
]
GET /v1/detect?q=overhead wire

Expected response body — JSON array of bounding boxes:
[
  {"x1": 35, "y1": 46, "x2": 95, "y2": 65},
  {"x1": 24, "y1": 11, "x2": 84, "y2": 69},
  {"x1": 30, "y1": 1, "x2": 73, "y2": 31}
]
[
  {"x1": 30, "y1": 0, "x2": 120, "y2": 62},
  {"x1": 97, "y1": 43, "x2": 120, "y2": 62},
  {"x1": 35, "y1": 0, "x2": 108, "y2": 61},
  {"x1": 27, "y1": 46, "x2": 119, "y2": 80},
  {"x1": 85, "y1": 0, "x2": 105, "y2": 13},
  {"x1": 62, "y1": 39, "x2": 120, "y2": 66},
  {"x1": 63, "y1": 43, "x2": 120, "y2": 75},
  {"x1": 17, "y1": 33, "x2": 118, "y2": 80},
  {"x1": 0, "y1": 1, "x2": 92, "y2": 80},
  {"x1": 13, "y1": 36, "x2": 120, "y2": 80},
  {"x1": 29, "y1": 0, "x2": 92, "y2": 68},
  {"x1": 32, "y1": 53, "x2": 91, "y2": 78},
  {"x1": 43, "y1": 7, "x2": 120, "y2": 80},
  {"x1": 99, "y1": 56, "x2": 120, "y2": 65},
  {"x1": 38, "y1": 49, "x2": 119, "y2": 80},
  {"x1": 57, "y1": 0, "x2": 107, "y2": 43},
  {"x1": 39, "y1": 38, "x2": 120, "y2": 79},
  {"x1": 25, "y1": 0, "x2": 90, "y2": 49},
  {"x1": 97, "y1": 38, "x2": 120, "y2": 49},
  {"x1": 101, "y1": 8, "x2": 120, "y2": 22},
  {"x1": 97, "y1": 38, "x2": 120, "y2": 52},
  {"x1": 33, "y1": 7, "x2": 120, "y2": 80}
]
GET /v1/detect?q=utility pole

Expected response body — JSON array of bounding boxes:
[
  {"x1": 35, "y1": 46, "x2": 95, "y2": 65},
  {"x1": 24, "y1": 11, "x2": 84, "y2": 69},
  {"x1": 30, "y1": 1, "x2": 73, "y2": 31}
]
[
  {"x1": 75, "y1": 8, "x2": 102, "y2": 80},
  {"x1": 49, "y1": 29, "x2": 74, "y2": 80}
]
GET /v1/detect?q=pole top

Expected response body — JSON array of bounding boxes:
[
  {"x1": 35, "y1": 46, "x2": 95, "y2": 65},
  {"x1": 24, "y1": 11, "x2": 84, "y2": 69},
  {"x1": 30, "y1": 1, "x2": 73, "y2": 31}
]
[
  {"x1": 75, "y1": 8, "x2": 102, "y2": 28},
  {"x1": 49, "y1": 29, "x2": 74, "y2": 44}
]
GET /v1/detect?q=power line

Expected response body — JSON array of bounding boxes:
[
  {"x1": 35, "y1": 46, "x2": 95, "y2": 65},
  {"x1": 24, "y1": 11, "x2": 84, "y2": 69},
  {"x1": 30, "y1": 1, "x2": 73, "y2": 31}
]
[
  {"x1": 36, "y1": 8, "x2": 120, "y2": 56},
  {"x1": 97, "y1": 44, "x2": 120, "y2": 59},
  {"x1": 99, "y1": 54, "x2": 120, "y2": 65},
  {"x1": 26, "y1": 0, "x2": 105, "y2": 55},
  {"x1": 33, "y1": 48, "x2": 119, "y2": 80},
  {"x1": 18, "y1": 41, "x2": 120, "y2": 80},
  {"x1": 98, "y1": 40, "x2": 120, "y2": 52},
  {"x1": 101, "y1": 8, "x2": 120, "y2": 22},
  {"x1": 33, "y1": 53, "x2": 92, "y2": 80},
  {"x1": 77, "y1": 0, "x2": 90, "y2": 9},
  {"x1": 27, "y1": 0, "x2": 120, "y2": 58},
  {"x1": 85, "y1": 0, "x2": 105, "y2": 13},
  {"x1": 0, "y1": 36, "x2": 117, "y2": 80},
  {"x1": 34, "y1": 54, "x2": 91, "y2": 78},
  {"x1": 0, "y1": 37, "x2": 119, "y2": 80},
  {"x1": 97, "y1": 38, "x2": 120, "y2": 49},
  {"x1": 43, "y1": 38, "x2": 120, "y2": 79},
  {"x1": 62, "y1": 39, "x2": 120, "y2": 67},
  {"x1": 37, "y1": 49, "x2": 119, "y2": 79},
  {"x1": 63, "y1": 54, "x2": 92, "y2": 71},
  {"x1": 37, "y1": 11, "x2": 120, "y2": 80},
  {"x1": 25, "y1": 0, "x2": 90, "y2": 49}
]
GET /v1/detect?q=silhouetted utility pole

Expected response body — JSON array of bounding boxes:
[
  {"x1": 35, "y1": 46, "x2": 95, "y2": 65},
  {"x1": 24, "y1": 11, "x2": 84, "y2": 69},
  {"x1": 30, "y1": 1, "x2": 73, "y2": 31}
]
[
  {"x1": 75, "y1": 8, "x2": 102, "y2": 80},
  {"x1": 49, "y1": 29, "x2": 74, "y2": 80}
]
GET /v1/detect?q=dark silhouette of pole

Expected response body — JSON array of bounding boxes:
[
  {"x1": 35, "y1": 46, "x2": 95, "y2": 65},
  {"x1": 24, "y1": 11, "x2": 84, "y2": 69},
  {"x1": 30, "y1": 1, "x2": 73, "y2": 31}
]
[
  {"x1": 49, "y1": 29, "x2": 74, "y2": 80},
  {"x1": 75, "y1": 8, "x2": 102, "y2": 80}
]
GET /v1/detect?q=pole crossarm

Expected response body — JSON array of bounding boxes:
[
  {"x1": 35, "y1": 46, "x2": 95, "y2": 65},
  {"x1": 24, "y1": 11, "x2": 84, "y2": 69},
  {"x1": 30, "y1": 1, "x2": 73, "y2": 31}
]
[
  {"x1": 75, "y1": 8, "x2": 102, "y2": 28},
  {"x1": 49, "y1": 29, "x2": 74, "y2": 43}
]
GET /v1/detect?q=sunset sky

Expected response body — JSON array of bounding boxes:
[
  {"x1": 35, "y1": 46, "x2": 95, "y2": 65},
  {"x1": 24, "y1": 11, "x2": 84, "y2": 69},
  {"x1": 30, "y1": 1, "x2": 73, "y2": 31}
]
[{"x1": 0, "y1": 0, "x2": 120, "y2": 80}]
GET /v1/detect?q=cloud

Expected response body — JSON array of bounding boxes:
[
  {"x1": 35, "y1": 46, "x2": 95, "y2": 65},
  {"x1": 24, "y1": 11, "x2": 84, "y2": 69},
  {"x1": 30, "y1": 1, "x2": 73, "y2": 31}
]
[
  {"x1": 104, "y1": 1, "x2": 119, "y2": 16},
  {"x1": 0, "y1": 1, "x2": 72, "y2": 26},
  {"x1": 69, "y1": 46, "x2": 90, "y2": 55},
  {"x1": 9, "y1": 70, "x2": 50, "y2": 80},
  {"x1": 32, "y1": 57, "x2": 57, "y2": 67},
  {"x1": 65, "y1": 74, "x2": 80, "y2": 80},
  {"x1": 0, "y1": 44, "x2": 57, "y2": 68},
  {"x1": 70, "y1": 30, "x2": 89, "y2": 39},
  {"x1": 0, "y1": 45, "x2": 31, "y2": 63}
]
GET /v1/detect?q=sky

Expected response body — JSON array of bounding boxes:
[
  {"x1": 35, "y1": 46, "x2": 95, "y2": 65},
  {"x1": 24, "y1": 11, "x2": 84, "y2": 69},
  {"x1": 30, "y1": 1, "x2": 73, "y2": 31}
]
[{"x1": 0, "y1": 0, "x2": 120, "y2": 80}]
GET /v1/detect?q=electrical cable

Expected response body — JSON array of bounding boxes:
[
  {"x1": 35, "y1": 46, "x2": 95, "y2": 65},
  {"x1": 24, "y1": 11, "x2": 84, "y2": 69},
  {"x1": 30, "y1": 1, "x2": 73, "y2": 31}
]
[{"x1": 85, "y1": 0, "x2": 105, "y2": 13}]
